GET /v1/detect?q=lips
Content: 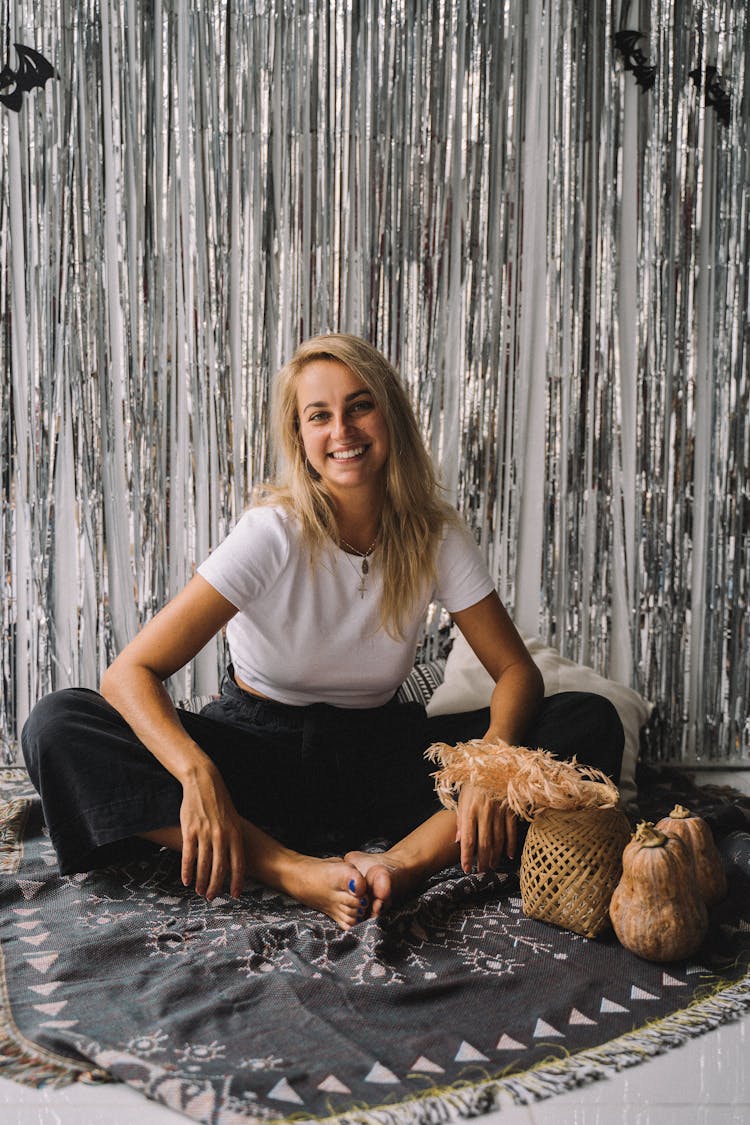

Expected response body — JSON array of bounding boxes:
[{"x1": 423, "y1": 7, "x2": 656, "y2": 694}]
[{"x1": 329, "y1": 446, "x2": 368, "y2": 461}]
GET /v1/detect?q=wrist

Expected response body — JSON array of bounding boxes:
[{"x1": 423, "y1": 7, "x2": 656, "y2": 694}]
[
  {"x1": 176, "y1": 747, "x2": 218, "y2": 787},
  {"x1": 481, "y1": 731, "x2": 513, "y2": 747}
]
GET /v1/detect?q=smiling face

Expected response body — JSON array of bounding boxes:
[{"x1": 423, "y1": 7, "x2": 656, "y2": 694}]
[{"x1": 296, "y1": 359, "x2": 390, "y2": 501}]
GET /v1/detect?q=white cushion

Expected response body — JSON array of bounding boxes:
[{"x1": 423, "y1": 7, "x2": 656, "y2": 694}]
[{"x1": 425, "y1": 630, "x2": 653, "y2": 809}]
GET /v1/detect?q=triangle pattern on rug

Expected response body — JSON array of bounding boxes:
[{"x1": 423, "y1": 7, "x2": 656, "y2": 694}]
[
  {"x1": 630, "y1": 986, "x2": 659, "y2": 1000},
  {"x1": 14, "y1": 908, "x2": 41, "y2": 916},
  {"x1": 533, "y1": 1018, "x2": 563, "y2": 1038},
  {"x1": 662, "y1": 973, "x2": 685, "y2": 987},
  {"x1": 39, "y1": 1020, "x2": 78, "y2": 1029},
  {"x1": 19, "y1": 931, "x2": 51, "y2": 947},
  {"x1": 455, "y1": 1041, "x2": 488, "y2": 1062},
  {"x1": 26, "y1": 953, "x2": 59, "y2": 974},
  {"x1": 33, "y1": 1001, "x2": 68, "y2": 1017},
  {"x1": 28, "y1": 982, "x2": 62, "y2": 996},
  {"x1": 16, "y1": 881, "x2": 45, "y2": 900},
  {"x1": 496, "y1": 1034, "x2": 526, "y2": 1050},
  {"x1": 686, "y1": 964, "x2": 708, "y2": 975},
  {"x1": 600, "y1": 997, "x2": 629, "y2": 1013},
  {"x1": 364, "y1": 1062, "x2": 400, "y2": 1084},
  {"x1": 568, "y1": 1008, "x2": 597, "y2": 1026},
  {"x1": 317, "y1": 1074, "x2": 351, "y2": 1094},
  {"x1": 411, "y1": 1056, "x2": 444, "y2": 1073},
  {"x1": 267, "y1": 1078, "x2": 304, "y2": 1104},
  {"x1": 13, "y1": 920, "x2": 42, "y2": 930}
]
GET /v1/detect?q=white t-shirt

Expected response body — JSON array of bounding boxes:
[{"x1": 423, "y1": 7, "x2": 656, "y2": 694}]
[{"x1": 197, "y1": 506, "x2": 494, "y2": 708}]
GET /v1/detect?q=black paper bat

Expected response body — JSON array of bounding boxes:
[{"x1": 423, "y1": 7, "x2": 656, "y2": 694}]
[
  {"x1": 613, "y1": 29, "x2": 657, "y2": 91},
  {"x1": 689, "y1": 65, "x2": 731, "y2": 127},
  {"x1": 0, "y1": 43, "x2": 57, "y2": 111}
]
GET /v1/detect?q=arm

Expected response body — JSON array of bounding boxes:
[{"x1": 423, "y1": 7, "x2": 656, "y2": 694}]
[
  {"x1": 100, "y1": 574, "x2": 245, "y2": 900},
  {"x1": 450, "y1": 591, "x2": 544, "y2": 872}
]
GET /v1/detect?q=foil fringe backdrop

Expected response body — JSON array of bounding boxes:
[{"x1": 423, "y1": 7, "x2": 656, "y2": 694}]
[{"x1": 0, "y1": 0, "x2": 747, "y2": 764}]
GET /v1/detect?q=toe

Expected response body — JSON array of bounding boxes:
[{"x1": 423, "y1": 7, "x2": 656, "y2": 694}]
[
  {"x1": 345, "y1": 866, "x2": 367, "y2": 899},
  {"x1": 367, "y1": 864, "x2": 393, "y2": 907}
]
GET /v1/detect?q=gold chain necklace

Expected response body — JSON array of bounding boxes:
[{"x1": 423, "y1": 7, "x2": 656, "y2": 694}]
[{"x1": 338, "y1": 535, "x2": 379, "y2": 599}]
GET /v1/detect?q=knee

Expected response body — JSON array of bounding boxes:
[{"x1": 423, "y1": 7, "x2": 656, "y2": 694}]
[
  {"x1": 583, "y1": 693, "x2": 624, "y2": 745},
  {"x1": 21, "y1": 688, "x2": 100, "y2": 766},
  {"x1": 576, "y1": 693, "x2": 625, "y2": 779},
  {"x1": 530, "y1": 691, "x2": 626, "y2": 781}
]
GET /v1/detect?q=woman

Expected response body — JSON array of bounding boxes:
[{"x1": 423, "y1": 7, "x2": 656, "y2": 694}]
[{"x1": 22, "y1": 334, "x2": 624, "y2": 930}]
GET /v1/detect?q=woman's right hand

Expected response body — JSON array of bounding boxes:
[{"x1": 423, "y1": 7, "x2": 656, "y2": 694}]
[
  {"x1": 98, "y1": 575, "x2": 246, "y2": 900},
  {"x1": 179, "y1": 764, "x2": 247, "y2": 901}
]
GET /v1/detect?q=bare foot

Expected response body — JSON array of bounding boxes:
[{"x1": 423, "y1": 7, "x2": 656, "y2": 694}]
[
  {"x1": 344, "y1": 850, "x2": 423, "y2": 917},
  {"x1": 284, "y1": 857, "x2": 369, "y2": 930}
]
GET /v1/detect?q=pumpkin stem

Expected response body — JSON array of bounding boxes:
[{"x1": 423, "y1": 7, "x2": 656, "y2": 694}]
[
  {"x1": 668, "y1": 804, "x2": 692, "y2": 819},
  {"x1": 633, "y1": 821, "x2": 668, "y2": 847}
]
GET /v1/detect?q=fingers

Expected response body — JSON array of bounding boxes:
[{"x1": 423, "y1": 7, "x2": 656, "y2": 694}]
[
  {"x1": 459, "y1": 815, "x2": 475, "y2": 874},
  {"x1": 194, "y1": 833, "x2": 214, "y2": 898},
  {"x1": 199, "y1": 831, "x2": 247, "y2": 902},
  {"x1": 457, "y1": 787, "x2": 519, "y2": 873},
  {"x1": 179, "y1": 776, "x2": 247, "y2": 902},
  {"x1": 228, "y1": 835, "x2": 247, "y2": 900},
  {"x1": 475, "y1": 808, "x2": 502, "y2": 873},
  {"x1": 181, "y1": 832, "x2": 197, "y2": 890},
  {"x1": 181, "y1": 822, "x2": 246, "y2": 902}
]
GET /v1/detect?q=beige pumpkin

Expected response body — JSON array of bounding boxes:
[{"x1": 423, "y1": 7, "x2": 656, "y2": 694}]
[
  {"x1": 609, "y1": 821, "x2": 708, "y2": 962},
  {"x1": 655, "y1": 805, "x2": 728, "y2": 907}
]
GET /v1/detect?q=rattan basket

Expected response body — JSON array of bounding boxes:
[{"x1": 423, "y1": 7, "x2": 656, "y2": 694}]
[{"x1": 520, "y1": 806, "x2": 631, "y2": 939}]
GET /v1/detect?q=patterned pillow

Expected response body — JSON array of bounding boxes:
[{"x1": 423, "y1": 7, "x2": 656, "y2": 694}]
[{"x1": 395, "y1": 659, "x2": 446, "y2": 706}]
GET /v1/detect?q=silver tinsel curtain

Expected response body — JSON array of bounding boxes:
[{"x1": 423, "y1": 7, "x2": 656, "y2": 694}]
[{"x1": 0, "y1": 0, "x2": 748, "y2": 764}]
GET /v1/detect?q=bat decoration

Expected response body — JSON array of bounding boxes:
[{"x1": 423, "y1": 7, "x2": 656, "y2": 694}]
[
  {"x1": 0, "y1": 43, "x2": 57, "y2": 112},
  {"x1": 689, "y1": 65, "x2": 731, "y2": 127},
  {"x1": 613, "y1": 30, "x2": 657, "y2": 91}
]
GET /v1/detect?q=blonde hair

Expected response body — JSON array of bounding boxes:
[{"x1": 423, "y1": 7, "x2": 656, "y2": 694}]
[{"x1": 257, "y1": 333, "x2": 458, "y2": 637}]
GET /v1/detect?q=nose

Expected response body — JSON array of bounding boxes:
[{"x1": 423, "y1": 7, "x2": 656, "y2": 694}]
[{"x1": 331, "y1": 411, "x2": 355, "y2": 440}]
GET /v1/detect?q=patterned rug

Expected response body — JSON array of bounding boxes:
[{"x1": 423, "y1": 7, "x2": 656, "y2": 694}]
[{"x1": 1, "y1": 764, "x2": 749, "y2": 1124}]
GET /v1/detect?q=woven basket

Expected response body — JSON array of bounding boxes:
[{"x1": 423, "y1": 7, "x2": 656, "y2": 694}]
[{"x1": 520, "y1": 806, "x2": 631, "y2": 939}]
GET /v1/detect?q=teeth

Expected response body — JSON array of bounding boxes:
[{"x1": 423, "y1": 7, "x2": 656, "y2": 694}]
[{"x1": 331, "y1": 447, "x2": 365, "y2": 460}]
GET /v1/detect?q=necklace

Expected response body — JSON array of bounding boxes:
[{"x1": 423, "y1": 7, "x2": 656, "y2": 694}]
[{"x1": 338, "y1": 535, "x2": 378, "y2": 599}]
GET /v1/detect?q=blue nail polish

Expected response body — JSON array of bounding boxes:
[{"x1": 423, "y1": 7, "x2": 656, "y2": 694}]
[
  {"x1": 356, "y1": 909, "x2": 364, "y2": 919},
  {"x1": 348, "y1": 878, "x2": 356, "y2": 892},
  {"x1": 360, "y1": 896, "x2": 368, "y2": 906}
]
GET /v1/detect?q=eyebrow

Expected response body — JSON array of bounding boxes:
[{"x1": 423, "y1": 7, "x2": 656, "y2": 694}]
[{"x1": 301, "y1": 389, "x2": 373, "y2": 413}]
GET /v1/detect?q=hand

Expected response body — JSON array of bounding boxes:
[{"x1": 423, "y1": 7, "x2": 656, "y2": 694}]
[
  {"x1": 456, "y1": 783, "x2": 518, "y2": 874},
  {"x1": 179, "y1": 766, "x2": 247, "y2": 901}
]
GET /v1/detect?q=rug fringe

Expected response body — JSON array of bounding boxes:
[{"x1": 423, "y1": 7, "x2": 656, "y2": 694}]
[
  {"x1": 0, "y1": 1031, "x2": 92, "y2": 1088},
  {"x1": 497, "y1": 971, "x2": 750, "y2": 1107},
  {"x1": 300, "y1": 971, "x2": 750, "y2": 1124}
]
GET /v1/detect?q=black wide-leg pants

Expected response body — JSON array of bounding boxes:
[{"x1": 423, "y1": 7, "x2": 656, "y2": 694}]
[{"x1": 21, "y1": 674, "x2": 624, "y2": 876}]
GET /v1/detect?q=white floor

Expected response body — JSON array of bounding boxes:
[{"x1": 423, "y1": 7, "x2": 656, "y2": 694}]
[{"x1": 1, "y1": 1013, "x2": 747, "y2": 1124}]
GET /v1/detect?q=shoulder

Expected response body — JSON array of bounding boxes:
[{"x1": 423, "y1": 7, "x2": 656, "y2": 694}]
[
  {"x1": 438, "y1": 516, "x2": 483, "y2": 559},
  {"x1": 435, "y1": 517, "x2": 495, "y2": 611},
  {"x1": 233, "y1": 504, "x2": 294, "y2": 547},
  {"x1": 198, "y1": 504, "x2": 293, "y2": 591}
]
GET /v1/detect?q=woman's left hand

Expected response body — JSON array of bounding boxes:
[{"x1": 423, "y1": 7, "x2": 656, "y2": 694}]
[{"x1": 456, "y1": 783, "x2": 517, "y2": 873}]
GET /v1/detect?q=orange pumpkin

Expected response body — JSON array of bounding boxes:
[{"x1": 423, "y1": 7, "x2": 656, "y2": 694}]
[
  {"x1": 609, "y1": 822, "x2": 708, "y2": 962},
  {"x1": 655, "y1": 805, "x2": 728, "y2": 907}
]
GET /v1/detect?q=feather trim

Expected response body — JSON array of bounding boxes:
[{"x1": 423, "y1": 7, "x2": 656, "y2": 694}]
[{"x1": 425, "y1": 739, "x2": 620, "y2": 820}]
